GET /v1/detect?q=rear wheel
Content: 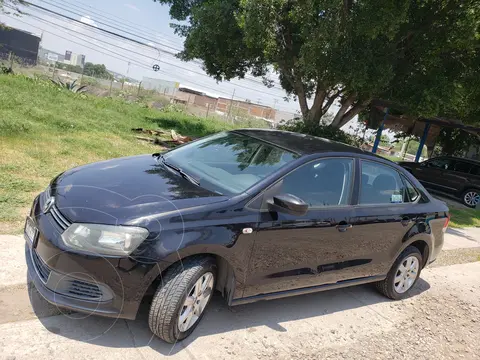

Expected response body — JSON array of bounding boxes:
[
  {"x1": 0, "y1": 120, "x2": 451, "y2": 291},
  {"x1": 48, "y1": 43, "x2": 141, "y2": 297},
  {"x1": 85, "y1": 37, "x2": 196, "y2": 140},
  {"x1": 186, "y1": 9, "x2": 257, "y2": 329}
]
[
  {"x1": 462, "y1": 189, "x2": 479, "y2": 208},
  {"x1": 148, "y1": 256, "x2": 216, "y2": 343},
  {"x1": 376, "y1": 246, "x2": 422, "y2": 300}
]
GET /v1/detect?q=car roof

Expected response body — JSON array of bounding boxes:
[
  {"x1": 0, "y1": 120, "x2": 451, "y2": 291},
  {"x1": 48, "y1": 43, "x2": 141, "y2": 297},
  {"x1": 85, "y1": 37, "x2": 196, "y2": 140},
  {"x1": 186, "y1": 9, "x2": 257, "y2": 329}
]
[
  {"x1": 437, "y1": 156, "x2": 480, "y2": 166},
  {"x1": 232, "y1": 128, "x2": 381, "y2": 158}
]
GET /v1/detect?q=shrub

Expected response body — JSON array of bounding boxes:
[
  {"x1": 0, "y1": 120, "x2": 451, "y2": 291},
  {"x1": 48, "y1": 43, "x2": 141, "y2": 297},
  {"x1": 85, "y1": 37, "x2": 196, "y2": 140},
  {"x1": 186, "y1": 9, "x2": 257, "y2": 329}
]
[{"x1": 279, "y1": 120, "x2": 360, "y2": 146}]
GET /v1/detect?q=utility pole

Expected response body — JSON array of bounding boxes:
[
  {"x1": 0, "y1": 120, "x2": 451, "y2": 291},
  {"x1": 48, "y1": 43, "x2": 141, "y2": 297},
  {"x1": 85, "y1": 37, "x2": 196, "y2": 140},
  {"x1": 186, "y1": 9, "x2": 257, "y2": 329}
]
[
  {"x1": 137, "y1": 81, "x2": 142, "y2": 97},
  {"x1": 8, "y1": 52, "x2": 14, "y2": 71},
  {"x1": 109, "y1": 78, "x2": 114, "y2": 96},
  {"x1": 79, "y1": 64, "x2": 85, "y2": 85},
  {"x1": 206, "y1": 103, "x2": 210, "y2": 118},
  {"x1": 51, "y1": 61, "x2": 57, "y2": 80},
  {"x1": 227, "y1": 88, "x2": 236, "y2": 123}
]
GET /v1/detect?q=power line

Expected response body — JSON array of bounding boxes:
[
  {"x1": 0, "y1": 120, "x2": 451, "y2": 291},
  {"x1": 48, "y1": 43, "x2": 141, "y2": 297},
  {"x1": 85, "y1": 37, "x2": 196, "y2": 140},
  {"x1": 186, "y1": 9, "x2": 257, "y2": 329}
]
[
  {"x1": 5, "y1": 14, "x2": 286, "y2": 103},
  {"x1": 19, "y1": 5, "x2": 288, "y2": 99},
  {"x1": 46, "y1": 0, "x2": 183, "y2": 47},
  {"x1": 28, "y1": 0, "x2": 282, "y2": 88}
]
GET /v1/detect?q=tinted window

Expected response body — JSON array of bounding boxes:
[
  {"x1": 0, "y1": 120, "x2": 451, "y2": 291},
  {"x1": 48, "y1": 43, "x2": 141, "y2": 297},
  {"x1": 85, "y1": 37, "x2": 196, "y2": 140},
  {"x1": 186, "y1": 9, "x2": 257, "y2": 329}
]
[
  {"x1": 360, "y1": 161, "x2": 406, "y2": 204},
  {"x1": 274, "y1": 158, "x2": 354, "y2": 207},
  {"x1": 426, "y1": 158, "x2": 453, "y2": 170},
  {"x1": 402, "y1": 176, "x2": 420, "y2": 202},
  {"x1": 164, "y1": 132, "x2": 299, "y2": 195},
  {"x1": 471, "y1": 166, "x2": 480, "y2": 176},
  {"x1": 453, "y1": 161, "x2": 472, "y2": 174}
]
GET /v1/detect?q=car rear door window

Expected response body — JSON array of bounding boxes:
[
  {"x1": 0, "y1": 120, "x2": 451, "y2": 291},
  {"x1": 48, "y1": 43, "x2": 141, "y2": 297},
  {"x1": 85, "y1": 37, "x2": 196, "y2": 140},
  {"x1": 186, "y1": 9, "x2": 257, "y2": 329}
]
[
  {"x1": 453, "y1": 161, "x2": 472, "y2": 174},
  {"x1": 402, "y1": 176, "x2": 420, "y2": 202},
  {"x1": 471, "y1": 166, "x2": 480, "y2": 176},
  {"x1": 271, "y1": 158, "x2": 355, "y2": 208},
  {"x1": 360, "y1": 161, "x2": 407, "y2": 205},
  {"x1": 426, "y1": 158, "x2": 453, "y2": 170}
]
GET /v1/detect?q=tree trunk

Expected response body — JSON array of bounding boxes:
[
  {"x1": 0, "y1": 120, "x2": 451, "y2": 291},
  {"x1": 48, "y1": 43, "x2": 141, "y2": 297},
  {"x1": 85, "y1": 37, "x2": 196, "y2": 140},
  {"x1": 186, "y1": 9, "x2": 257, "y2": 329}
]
[{"x1": 330, "y1": 95, "x2": 369, "y2": 129}]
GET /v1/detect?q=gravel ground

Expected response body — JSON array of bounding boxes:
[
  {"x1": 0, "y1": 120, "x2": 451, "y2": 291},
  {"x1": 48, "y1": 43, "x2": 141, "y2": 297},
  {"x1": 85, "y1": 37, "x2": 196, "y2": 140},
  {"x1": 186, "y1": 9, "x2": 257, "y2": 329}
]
[
  {"x1": 0, "y1": 262, "x2": 479, "y2": 360},
  {"x1": 431, "y1": 247, "x2": 480, "y2": 268}
]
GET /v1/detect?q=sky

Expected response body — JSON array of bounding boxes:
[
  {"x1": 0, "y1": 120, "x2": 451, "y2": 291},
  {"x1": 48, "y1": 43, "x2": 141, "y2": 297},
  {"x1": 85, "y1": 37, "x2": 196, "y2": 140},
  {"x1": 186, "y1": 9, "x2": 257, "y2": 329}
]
[{"x1": 0, "y1": 0, "x2": 303, "y2": 115}]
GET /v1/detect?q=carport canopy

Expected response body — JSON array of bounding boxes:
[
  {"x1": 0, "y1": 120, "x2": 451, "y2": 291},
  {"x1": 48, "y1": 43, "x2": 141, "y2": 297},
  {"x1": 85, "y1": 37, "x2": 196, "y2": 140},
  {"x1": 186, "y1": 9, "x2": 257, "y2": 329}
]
[{"x1": 368, "y1": 99, "x2": 480, "y2": 162}]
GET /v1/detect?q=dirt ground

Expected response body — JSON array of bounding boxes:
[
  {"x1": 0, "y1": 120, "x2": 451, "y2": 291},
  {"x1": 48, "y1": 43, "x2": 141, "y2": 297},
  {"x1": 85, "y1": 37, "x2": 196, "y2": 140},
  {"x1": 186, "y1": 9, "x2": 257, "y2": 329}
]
[{"x1": 0, "y1": 262, "x2": 479, "y2": 360}]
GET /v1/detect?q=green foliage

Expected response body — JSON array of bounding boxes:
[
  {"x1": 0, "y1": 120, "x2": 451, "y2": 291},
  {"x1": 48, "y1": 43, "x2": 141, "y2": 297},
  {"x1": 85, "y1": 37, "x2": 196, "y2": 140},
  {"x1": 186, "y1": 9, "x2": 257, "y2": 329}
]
[
  {"x1": 279, "y1": 119, "x2": 359, "y2": 146},
  {"x1": 159, "y1": 103, "x2": 186, "y2": 113},
  {"x1": 83, "y1": 62, "x2": 113, "y2": 80},
  {"x1": 0, "y1": 64, "x2": 13, "y2": 74},
  {"x1": 51, "y1": 79, "x2": 87, "y2": 93},
  {"x1": 435, "y1": 128, "x2": 480, "y2": 157},
  {"x1": 157, "y1": 0, "x2": 480, "y2": 128},
  {"x1": 56, "y1": 62, "x2": 83, "y2": 74}
]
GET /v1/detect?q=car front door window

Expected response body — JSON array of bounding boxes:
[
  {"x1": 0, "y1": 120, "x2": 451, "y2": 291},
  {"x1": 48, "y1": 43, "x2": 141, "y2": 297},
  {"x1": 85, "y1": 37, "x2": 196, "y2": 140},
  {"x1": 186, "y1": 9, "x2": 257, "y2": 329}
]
[{"x1": 262, "y1": 158, "x2": 355, "y2": 209}]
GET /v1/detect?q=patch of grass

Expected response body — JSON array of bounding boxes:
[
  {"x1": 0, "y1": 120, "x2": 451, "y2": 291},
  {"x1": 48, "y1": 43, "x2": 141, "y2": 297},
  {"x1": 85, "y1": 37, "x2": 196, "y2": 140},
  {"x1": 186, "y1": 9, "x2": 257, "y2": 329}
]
[
  {"x1": 378, "y1": 154, "x2": 400, "y2": 162},
  {"x1": 0, "y1": 74, "x2": 254, "y2": 233},
  {"x1": 449, "y1": 208, "x2": 480, "y2": 228}
]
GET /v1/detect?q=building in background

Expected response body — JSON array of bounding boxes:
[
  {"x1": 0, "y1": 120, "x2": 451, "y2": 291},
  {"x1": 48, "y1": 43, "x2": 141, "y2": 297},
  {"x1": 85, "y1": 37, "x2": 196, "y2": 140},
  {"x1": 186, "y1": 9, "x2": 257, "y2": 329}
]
[
  {"x1": 0, "y1": 26, "x2": 41, "y2": 65},
  {"x1": 38, "y1": 47, "x2": 65, "y2": 64},
  {"x1": 64, "y1": 51, "x2": 85, "y2": 67},
  {"x1": 142, "y1": 77, "x2": 179, "y2": 96}
]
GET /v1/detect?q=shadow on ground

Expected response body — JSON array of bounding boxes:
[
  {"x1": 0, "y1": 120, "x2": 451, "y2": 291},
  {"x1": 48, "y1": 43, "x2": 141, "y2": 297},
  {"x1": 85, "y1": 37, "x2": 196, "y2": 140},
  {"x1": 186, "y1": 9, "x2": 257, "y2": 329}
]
[{"x1": 31, "y1": 278, "x2": 430, "y2": 356}]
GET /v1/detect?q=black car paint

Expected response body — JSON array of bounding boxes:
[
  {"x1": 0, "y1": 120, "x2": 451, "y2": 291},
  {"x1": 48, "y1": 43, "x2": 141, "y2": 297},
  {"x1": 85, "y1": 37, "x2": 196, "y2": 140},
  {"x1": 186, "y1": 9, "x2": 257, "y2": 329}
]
[
  {"x1": 398, "y1": 157, "x2": 480, "y2": 198},
  {"x1": 25, "y1": 130, "x2": 448, "y2": 320}
]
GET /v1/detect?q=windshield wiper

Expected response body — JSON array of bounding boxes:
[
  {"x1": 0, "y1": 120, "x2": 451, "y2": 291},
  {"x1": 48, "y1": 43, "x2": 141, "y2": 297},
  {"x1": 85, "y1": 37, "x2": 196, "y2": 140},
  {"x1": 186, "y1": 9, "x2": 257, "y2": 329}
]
[{"x1": 157, "y1": 155, "x2": 200, "y2": 186}]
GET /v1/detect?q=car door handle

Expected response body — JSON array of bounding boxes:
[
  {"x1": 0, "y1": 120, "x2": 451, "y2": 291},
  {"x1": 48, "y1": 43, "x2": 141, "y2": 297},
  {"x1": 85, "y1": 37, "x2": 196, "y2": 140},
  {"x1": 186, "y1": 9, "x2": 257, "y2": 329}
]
[
  {"x1": 401, "y1": 217, "x2": 412, "y2": 227},
  {"x1": 336, "y1": 223, "x2": 353, "y2": 232}
]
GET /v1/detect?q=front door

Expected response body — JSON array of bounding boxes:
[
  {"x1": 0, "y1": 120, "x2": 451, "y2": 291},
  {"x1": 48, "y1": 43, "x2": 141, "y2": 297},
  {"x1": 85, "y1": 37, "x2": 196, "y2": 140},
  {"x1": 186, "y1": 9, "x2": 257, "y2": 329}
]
[
  {"x1": 413, "y1": 157, "x2": 455, "y2": 192},
  {"x1": 243, "y1": 157, "x2": 359, "y2": 298}
]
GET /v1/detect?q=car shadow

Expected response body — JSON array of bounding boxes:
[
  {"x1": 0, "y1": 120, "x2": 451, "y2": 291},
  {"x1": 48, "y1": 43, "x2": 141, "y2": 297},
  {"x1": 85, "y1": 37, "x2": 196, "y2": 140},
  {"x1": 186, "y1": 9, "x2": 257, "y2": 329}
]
[
  {"x1": 32, "y1": 279, "x2": 430, "y2": 355},
  {"x1": 446, "y1": 227, "x2": 479, "y2": 243}
]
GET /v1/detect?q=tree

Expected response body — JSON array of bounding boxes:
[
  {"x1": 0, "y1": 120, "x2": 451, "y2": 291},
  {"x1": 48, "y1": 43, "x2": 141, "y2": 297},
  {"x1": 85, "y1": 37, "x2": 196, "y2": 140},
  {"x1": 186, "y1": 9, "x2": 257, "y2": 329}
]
[
  {"x1": 83, "y1": 62, "x2": 113, "y2": 80},
  {"x1": 155, "y1": 0, "x2": 480, "y2": 129},
  {"x1": 1, "y1": 0, "x2": 25, "y2": 15}
]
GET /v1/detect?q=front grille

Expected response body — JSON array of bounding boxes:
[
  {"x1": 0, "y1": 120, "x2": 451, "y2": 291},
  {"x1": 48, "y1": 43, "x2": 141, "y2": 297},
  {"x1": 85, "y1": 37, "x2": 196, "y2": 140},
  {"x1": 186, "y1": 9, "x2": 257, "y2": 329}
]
[
  {"x1": 31, "y1": 250, "x2": 51, "y2": 284},
  {"x1": 67, "y1": 279, "x2": 103, "y2": 300},
  {"x1": 50, "y1": 204, "x2": 71, "y2": 230}
]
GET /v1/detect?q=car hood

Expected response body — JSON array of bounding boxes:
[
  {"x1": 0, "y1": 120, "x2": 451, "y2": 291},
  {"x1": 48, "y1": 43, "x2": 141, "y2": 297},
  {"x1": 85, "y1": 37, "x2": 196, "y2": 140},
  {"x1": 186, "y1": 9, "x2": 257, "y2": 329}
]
[{"x1": 50, "y1": 154, "x2": 228, "y2": 225}]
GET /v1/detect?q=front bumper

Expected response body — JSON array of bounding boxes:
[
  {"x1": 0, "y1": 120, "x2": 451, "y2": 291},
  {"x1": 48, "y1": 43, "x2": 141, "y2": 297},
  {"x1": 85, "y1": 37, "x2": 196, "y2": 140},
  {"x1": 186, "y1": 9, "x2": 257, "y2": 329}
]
[{"x1": 25, "y1": 193, "x2": 158, "y2": 320}]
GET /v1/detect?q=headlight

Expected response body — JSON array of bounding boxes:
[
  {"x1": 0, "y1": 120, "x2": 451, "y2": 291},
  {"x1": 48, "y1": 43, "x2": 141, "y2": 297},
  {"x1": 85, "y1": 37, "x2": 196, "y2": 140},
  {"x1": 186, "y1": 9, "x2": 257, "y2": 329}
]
[{"x1": 61, "y1": 223, "x2": 149, "y2": 256}]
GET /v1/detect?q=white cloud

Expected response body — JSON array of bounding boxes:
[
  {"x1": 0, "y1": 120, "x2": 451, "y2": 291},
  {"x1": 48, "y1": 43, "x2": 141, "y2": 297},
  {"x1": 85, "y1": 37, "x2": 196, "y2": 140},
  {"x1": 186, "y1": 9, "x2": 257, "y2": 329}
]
[
  {"x1": 124, "y1": 4, "x2": 140, "y2": 12},
  {"x1": 80, "y1": 15, "x2": 97, "y2": 28}
]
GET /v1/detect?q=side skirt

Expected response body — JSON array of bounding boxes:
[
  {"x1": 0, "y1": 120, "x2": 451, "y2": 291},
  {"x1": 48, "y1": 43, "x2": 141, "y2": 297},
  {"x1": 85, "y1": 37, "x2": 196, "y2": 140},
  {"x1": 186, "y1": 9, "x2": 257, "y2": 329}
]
[{"x1": 230, "y1": 275, "x2": 386, "y2": 306}]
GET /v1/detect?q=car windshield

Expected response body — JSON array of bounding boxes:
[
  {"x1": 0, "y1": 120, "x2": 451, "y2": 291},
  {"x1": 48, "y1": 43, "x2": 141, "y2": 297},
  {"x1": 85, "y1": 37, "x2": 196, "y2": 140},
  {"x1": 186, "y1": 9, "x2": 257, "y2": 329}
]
[{"x1": 163, "y1": 132, "x2": 299, "y2": 195}]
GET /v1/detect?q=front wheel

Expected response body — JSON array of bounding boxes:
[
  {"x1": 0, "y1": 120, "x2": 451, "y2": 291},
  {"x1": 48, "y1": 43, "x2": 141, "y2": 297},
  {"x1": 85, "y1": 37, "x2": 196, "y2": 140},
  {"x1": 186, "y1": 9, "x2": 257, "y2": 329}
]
[
  {"x1": 376, "y1": 246, "x2": 423, "y2": 300},
  {"x1": 148, "y1": 256, "x2": 216, "y2": 343},
  {"x1": 462, "y1": 189, "x2": 480, "y2": 208}
]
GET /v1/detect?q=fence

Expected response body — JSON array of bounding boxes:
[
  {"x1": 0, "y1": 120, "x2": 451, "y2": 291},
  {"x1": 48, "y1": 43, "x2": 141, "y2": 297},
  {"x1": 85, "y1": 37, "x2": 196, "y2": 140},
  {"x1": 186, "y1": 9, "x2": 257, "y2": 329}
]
[{"x1": 1, "y1": 51, "x2": 285, "y2": 128}]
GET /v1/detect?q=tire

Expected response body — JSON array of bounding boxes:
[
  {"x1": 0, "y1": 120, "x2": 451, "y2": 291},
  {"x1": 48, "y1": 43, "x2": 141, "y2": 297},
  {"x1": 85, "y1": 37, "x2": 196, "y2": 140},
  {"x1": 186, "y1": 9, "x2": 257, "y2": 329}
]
[
  {"x1": 148, "y1": 256, "x2": 216, "y2": 343},
  {"x1": 461, "y1": 188, "x2": 480, "y2": 208},
  {"x1": 375, "y1": 246, "x2": 423, "y2": 300}
]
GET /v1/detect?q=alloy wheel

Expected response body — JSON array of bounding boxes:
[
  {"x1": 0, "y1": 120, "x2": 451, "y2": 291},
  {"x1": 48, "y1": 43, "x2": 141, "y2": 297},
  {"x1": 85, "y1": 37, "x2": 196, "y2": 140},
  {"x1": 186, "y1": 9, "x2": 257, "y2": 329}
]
[
  {"x1": 177, "y1": 272, "x2": 214, "y2": 332},
  {"x1": 394, "y1": 256, "x2": 419, "y2": 294},
  {"x1": 464, "y1": 191, "x2": 480, "y2": 207}
]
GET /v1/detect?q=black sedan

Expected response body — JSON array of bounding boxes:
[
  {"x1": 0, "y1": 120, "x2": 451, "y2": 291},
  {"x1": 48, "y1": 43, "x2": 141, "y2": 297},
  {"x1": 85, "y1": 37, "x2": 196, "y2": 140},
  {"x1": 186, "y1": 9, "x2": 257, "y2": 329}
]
[{"x1": 25, "y1": 129, "x2": 449, "y2": 343}]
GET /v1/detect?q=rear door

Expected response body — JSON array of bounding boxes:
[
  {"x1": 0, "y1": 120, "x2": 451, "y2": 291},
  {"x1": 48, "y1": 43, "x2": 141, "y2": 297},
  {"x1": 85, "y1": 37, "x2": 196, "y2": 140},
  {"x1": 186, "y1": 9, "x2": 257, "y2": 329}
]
[
  {"x1": 351, "y1": 160, "x2": 422, "y2": 278},
  {"x1": 440, "y1": 160, "x2": 473, "y2": 193}
]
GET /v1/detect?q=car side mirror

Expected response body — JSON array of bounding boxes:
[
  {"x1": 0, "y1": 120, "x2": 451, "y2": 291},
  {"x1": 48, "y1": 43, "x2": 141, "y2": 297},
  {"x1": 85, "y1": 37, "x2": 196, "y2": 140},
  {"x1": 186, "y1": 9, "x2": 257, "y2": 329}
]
[{"x1": 267, "y1": 194, "x2": 308, "y2": 216}]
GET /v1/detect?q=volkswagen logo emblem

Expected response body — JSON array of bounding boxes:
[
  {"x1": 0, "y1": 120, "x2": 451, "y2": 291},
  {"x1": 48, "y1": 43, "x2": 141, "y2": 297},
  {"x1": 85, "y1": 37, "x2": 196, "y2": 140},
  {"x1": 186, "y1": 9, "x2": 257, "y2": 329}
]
[{"x1": 43, "y1": 197, "x2": 55, "y2": 214}]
